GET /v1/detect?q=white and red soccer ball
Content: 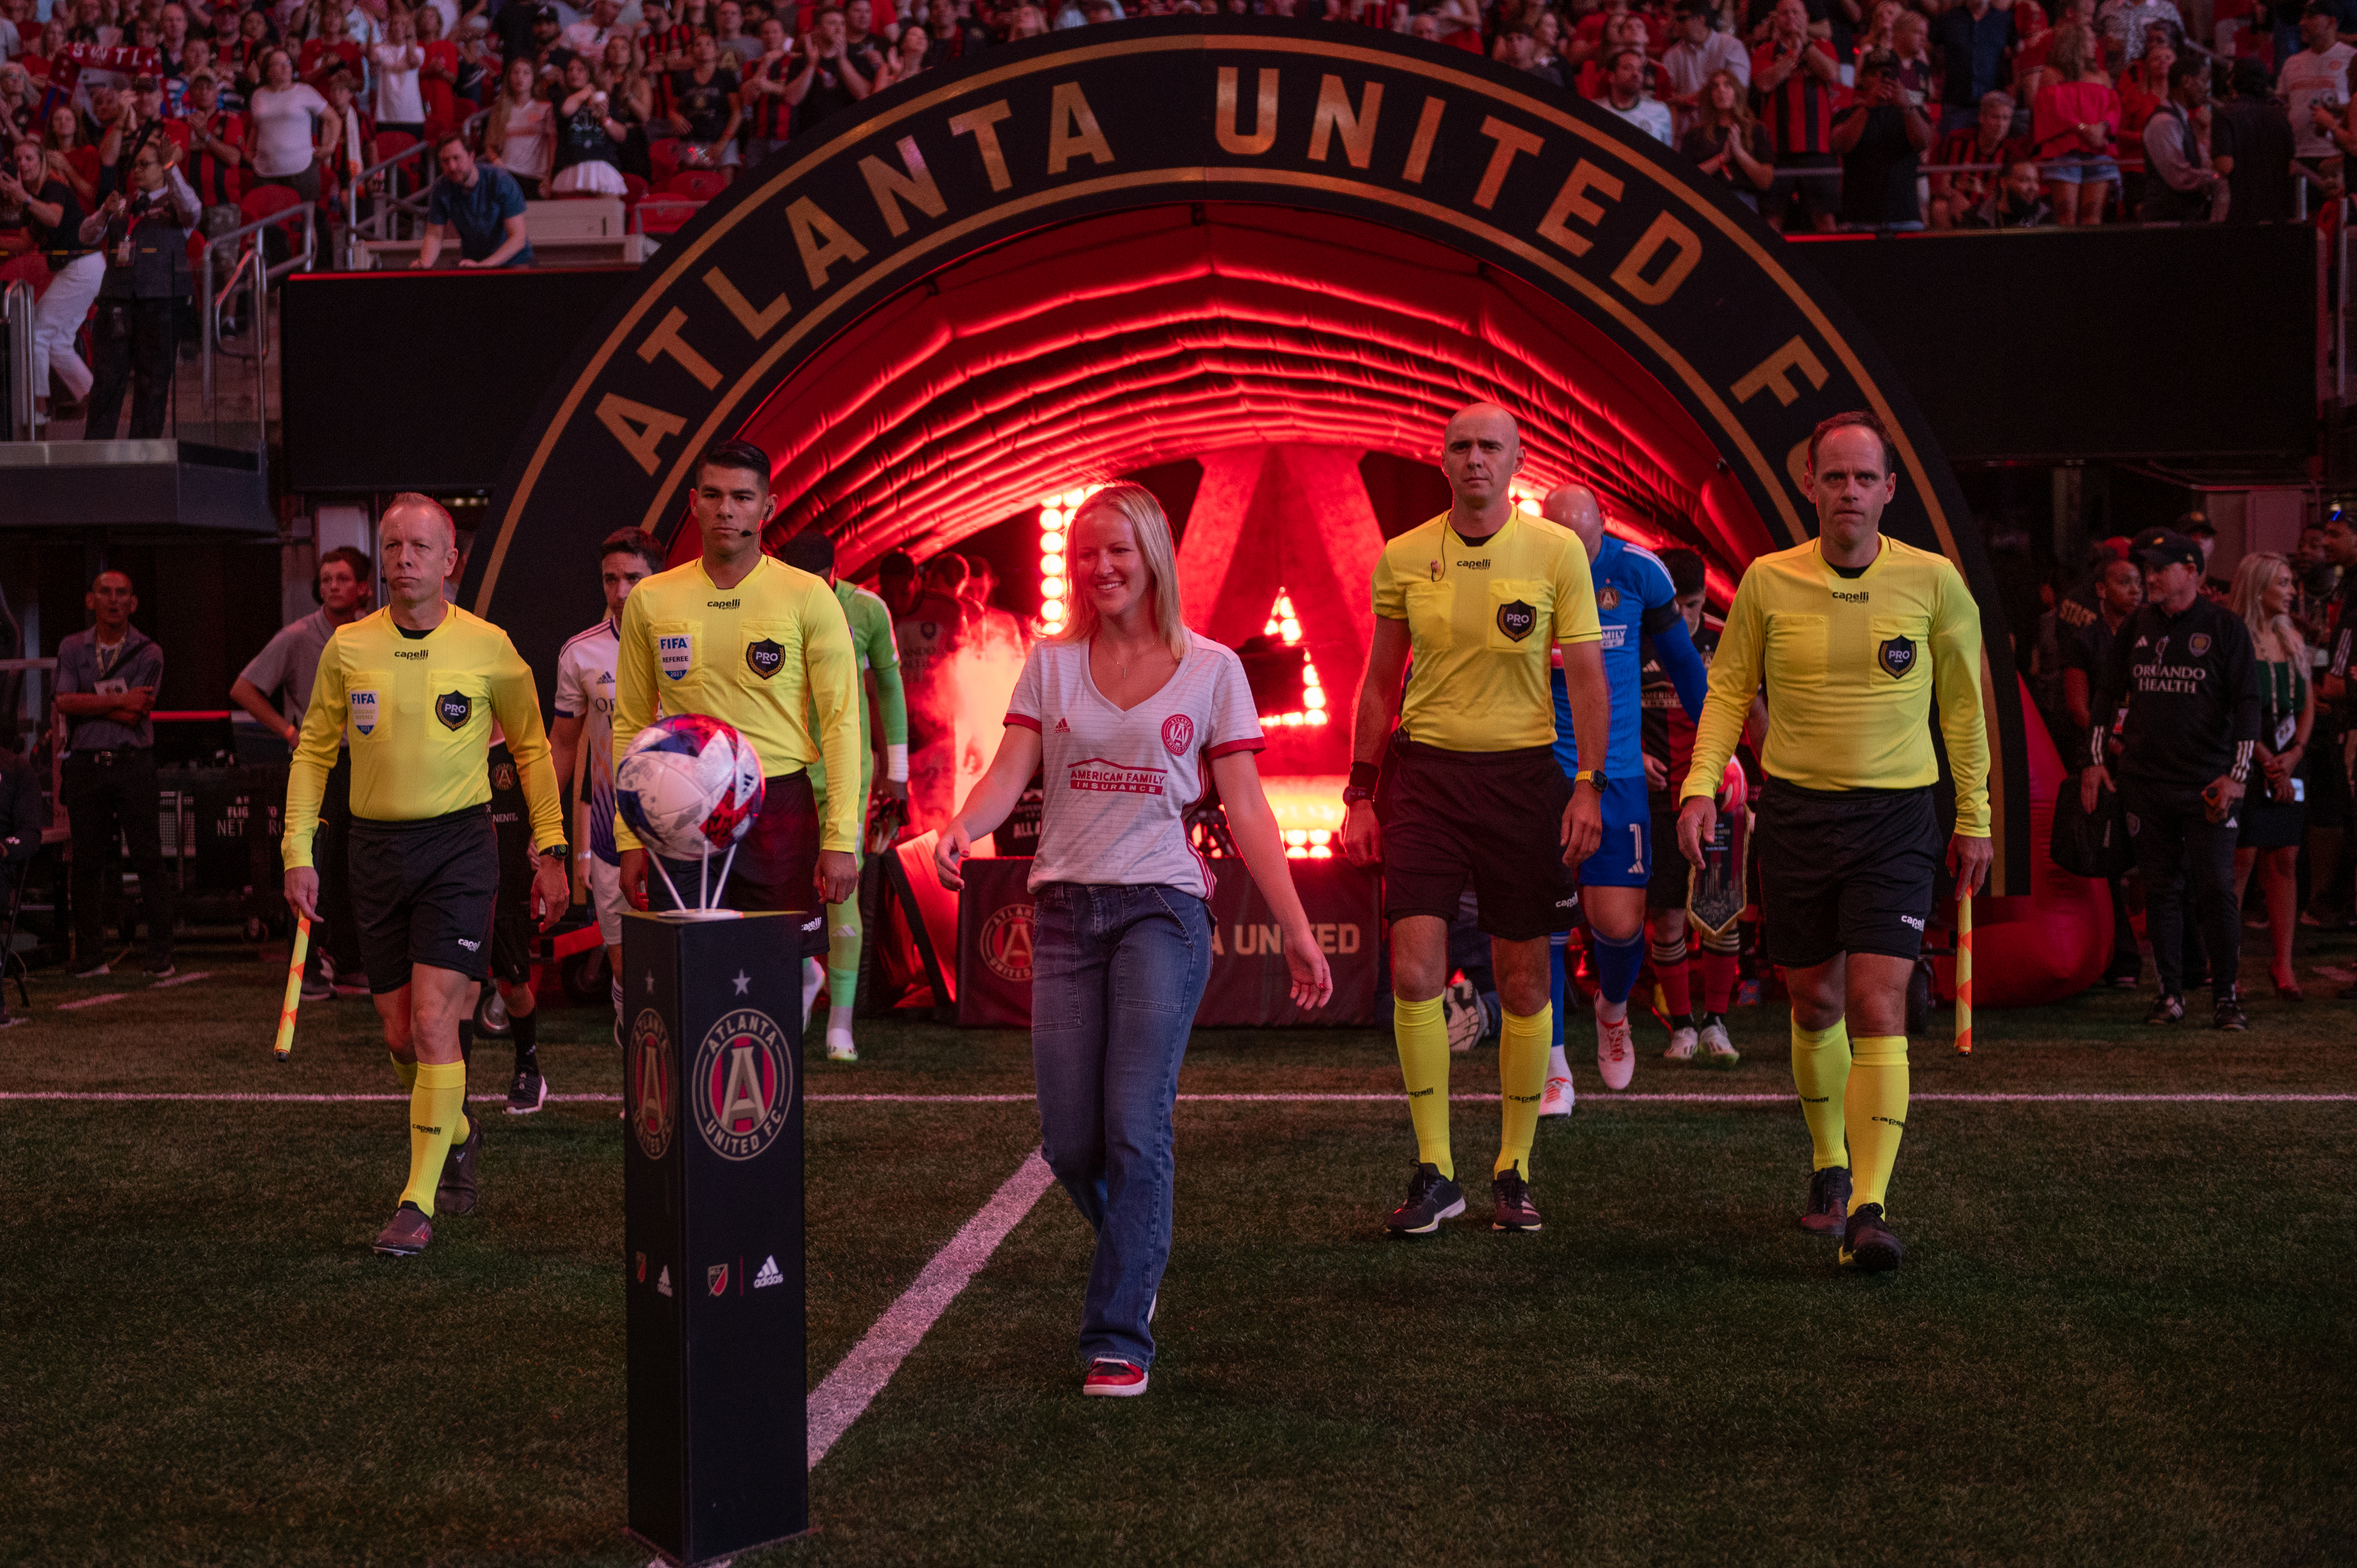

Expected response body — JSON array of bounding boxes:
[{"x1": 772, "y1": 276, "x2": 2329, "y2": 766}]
[{"x1": 615, "y1": 715, "x2": 764, "y2": 860}]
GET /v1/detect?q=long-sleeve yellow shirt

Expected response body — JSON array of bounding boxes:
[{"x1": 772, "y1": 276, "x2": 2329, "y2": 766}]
[
  {"x1": 283, "y1": 606, "x2": 565, "y2": 869},
  {"x1": 1681, "y1": 536, "x2": 1990, "y2": 836},
  {"x1": 613, "y1": 554, "x2": 865, "y2": 853}
]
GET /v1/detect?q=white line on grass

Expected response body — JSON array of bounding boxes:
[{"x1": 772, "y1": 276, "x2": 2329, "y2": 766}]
[
  {"x1": 52, "y1": 993, "x2": 129, "y2": 1011},
  {"x1": 805, "y1": 1149, "x2": 1057, "y2": 1468},
  {"x1": 151, "y1": 971, "x2": 211, "y2": 988},
  {"x1": 4, "y1": 1091, "x2": 2354, "y2": 1105}
]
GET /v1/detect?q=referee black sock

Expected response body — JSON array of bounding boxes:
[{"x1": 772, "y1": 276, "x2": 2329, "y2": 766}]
[{"x1": 511, "y1": 1006, "x2": 538, "y2": 1073}]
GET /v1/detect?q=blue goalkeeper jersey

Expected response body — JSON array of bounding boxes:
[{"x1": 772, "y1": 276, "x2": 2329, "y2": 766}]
[{"x1": 1552, "y1": 534, "x2": 1681, "y2": 781}]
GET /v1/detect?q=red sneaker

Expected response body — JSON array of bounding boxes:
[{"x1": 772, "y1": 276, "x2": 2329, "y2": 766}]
[{"x1": 1082, "y1": 1359, "x2": 1149, "y2": 1398}]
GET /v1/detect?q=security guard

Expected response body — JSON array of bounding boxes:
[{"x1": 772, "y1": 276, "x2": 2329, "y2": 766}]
[{"x1": 79, "y1": 126, "x2": 198, "y2": 441}]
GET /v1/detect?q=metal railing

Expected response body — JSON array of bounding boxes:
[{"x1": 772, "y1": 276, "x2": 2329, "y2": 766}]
[
  {"x1": 342, "y1": 108, "x2": 492, "y2": 264},
  {"x1": 196, "y1": 199, "x2": 318, "y2": 437},
  {"x1": 3, "y1": 281, "x2": 35, "y2": 441}
]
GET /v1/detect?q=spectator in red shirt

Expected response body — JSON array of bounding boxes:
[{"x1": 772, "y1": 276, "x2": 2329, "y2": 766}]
[
  {"x1": 639, "y1": 0, "x2": 695, "y2": 74},
  {"x1": 415, "y1": 6, "x2": 462, "y2": 134},
  {"x1": 45, "y1": 101, "x2": 102, "y2": 207},
  {"x1": 1928, "y1": 87, "x2": 2023, "y2": 227},
  {"x1": 1576, "y1": 10, "x2": 1648, "y2": 96},
  {"x1": 740, "y1": 14, "x2": 795, "y2": 158},
  {"x1": 175, "y1": 69, "x2": 246, "y2": 212},
  {"x1": 298, "y1": 4, "x2": 362, "y2": 89},
  {"x1": 2032, "y1": 23, "x2": 2120, "y2": 223},
  {"x1": 1753, "y1": 0, "x2": 1841, "y2": 231}
]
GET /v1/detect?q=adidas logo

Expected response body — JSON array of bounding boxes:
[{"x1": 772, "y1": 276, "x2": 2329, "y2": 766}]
[
  {"x1": 1054, "y1": 718, "x2": 1070, "y2": 732},
  {"x1": 656, "y1": 1265, "x2": 673, "y2": 1297},
  {"x1": 753, "y1": 1255, "x2": 783, "y2": 1289}
]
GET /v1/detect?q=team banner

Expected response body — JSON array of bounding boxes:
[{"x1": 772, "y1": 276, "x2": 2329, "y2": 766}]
[{"x1": 955, "y1": 856, "x2": 1381, "y2": 1028}]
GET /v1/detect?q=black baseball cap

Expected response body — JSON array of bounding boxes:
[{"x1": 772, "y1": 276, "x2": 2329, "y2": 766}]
[{"x1": 2131, "y1": 528, "x2": 2202, "y2": 571}]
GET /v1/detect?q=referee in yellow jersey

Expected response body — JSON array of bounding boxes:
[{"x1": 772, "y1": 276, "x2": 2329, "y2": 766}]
[
  {"x1": 1344, "y1": 403, "x2": 1609, "y2": 1237},
  {"x1": 1677, "y1": 412, "x2": 1991, "y2": 1273},
  {"x1": 614, "y1": 440, "x2": 864, "y2": 971},
  {"x1": 283, "y1": 495, "x2": 571, "y2": 1258}
]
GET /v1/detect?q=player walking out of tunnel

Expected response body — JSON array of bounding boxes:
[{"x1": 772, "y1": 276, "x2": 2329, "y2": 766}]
[
  {"x1": 1540, "y1": 484, "x2": 1707, "y2": 1110},
  {"x1": 1344, "y1": 404, "x2": 1610, "y2": 1237},
  {"x1": 283, "y1": 495, "x2": 572, "y2": 1258},
  {"x1": 776, "y1": 527, "x2": 910, "y2": 1063},
  {"x1": 936, "y1": 484, "x2": 1331, "y2": 1398},
  {"x1": 1678, "y1": 412, "x2": 1990, "y2": 1273},
  {"x1": 612, "y1": 442, "x2": 866, "y2": 994}
]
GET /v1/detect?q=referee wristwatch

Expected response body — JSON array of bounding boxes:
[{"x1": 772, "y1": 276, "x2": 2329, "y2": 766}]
[
  {"x1": 1574, "y1": 770, "x2": 1607, "y2": 794},
  {"x1": 1343, "y1": 761, "x2": 1379, "y2": 808},
  {"x1": 539, "y1": 840, "x2": 572, "y2": 863}
]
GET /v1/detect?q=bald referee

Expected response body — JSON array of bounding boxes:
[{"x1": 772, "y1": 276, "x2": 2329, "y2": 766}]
[
  {"x1": 1344, "y1": 402, "x2": 1609, "y2": 1236},
  {"x1": 1677, "y1": 412, "x2": 1990, "y2": 1273},
  {"x1": 284, "y1": 495, "x2": 571, "y2": 1258}
]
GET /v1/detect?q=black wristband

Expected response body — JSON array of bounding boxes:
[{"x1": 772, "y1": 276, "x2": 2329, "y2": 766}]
[{"x1": 1348, "y1": 761, "x2": 1380, "y2": 793}]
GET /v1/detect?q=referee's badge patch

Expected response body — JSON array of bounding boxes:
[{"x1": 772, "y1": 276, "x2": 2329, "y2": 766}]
[
  {"x1": 1878, "y1": 636, "x2": 1917, "y2": 678},
  {"x1": 746, "y1": 638, "x2": 784, "y2": 679},
  {"x1": 1495, "y1": 599, "x2": 1537, "y2": 642},
  {"x1": 349, "y1": 689, "x2": 378, "y2": 736},
  {"x1": 436, "y1": 691, "x2": 472, "y2": 730},
  {"x1": 658, "y1": 633, "x2": 692, "y2": 681}
]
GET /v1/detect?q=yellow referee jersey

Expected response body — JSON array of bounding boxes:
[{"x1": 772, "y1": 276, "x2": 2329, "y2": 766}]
[
  {"x1": 1682, "y1": 537, "x2": 1990, "y2": 836},
  {"x1": 614, "y1": 554, "x2": 865, "y2": 853},
  {"x1": 283, "y1": 606, "x2": 565, "y2": 869},
  {"x1": 1372, "y1": 511, "x2": 1603, "y2": 752}
]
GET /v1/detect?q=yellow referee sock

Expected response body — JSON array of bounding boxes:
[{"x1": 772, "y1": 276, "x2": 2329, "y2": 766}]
[
  {"x1": 1790, "y1": 1016, "x2": 1852, "y2": 1171},
  {"x1": 1495, "y1": 1004, "x2": 1550, "y2": 1179},
  {"x1": 398, "y1": 1061, "x2": 467, "y2": 1218},
  {"x1": 1844, "y1": 1035, "x2": 1909, "y2": 1213},
  {"x1": 388, "y1": 1054, "x2": 417, "y2": 1094},
  {"x1": 1394, "y1": 994, "x2": 1453, "y2": 1180}
]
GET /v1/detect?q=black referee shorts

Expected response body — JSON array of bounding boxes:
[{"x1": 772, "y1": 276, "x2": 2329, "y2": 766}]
[
  {"x1": 1378, "y1": 740, "x2": 1579, "y2": 942},
  {"x1": 349, "y1": 806, "x2": 499, "y2": 993},
  {"x1": 486, "y1": 743, "x2": 536, "y2": 986},
  {"x1": 1756, "y1": 779, "x2": 1940, "y2": 969}
]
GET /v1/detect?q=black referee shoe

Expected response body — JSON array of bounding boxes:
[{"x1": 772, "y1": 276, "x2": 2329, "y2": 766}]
[
  {"x1": 1839, "y1": 1203, "x2": 1904, "y2": 1273},
  {"x1": 373, "y1": 1202, "x2": 433, "y2": 1257},
  {"x1": 1491, "y1": 1166, "x2": 1542, "y2": 1232},
  {"x1": 1800, "y1": 1164, "x2": 1852, "y2": 1236},
  {"x1": 436, "y1": 1119, "x2": 483, "y2": 1217},
  {"x1": 1384, "y1": 1162, "x2": 1466, "y2": 1236},
  {"x1": 2144, "y1": 993, "x2": 2186, "y2": 1026}
]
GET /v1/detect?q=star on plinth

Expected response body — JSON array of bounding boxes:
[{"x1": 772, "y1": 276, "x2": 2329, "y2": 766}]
[{"x1": 732, "y1": 970, "x2": 751, "y2": 995}]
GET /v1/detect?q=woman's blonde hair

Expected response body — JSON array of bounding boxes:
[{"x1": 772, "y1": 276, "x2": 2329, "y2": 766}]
[
  {"x1": 2228, "y1": 551, "x2": 2304, "y2": 668},
  {"x1": 1052, "y1": 482, "x2": 1190, "y2": 663}
]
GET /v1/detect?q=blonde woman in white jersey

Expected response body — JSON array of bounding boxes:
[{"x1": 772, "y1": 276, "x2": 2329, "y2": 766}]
[{"x1": 937, "y1": 484, "x2": 1332, "y2": 1399}]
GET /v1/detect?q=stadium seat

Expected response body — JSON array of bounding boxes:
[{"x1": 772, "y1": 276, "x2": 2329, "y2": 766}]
[
  {"x1": 0, "y1": 252, "x2": 49, "y2": 296},
  {"x1": 649, "y1": 136, "x2": 684, "y2": 185},
  {"x1": 239, "y1": 184, "x2": 309, "y2": 237},
  {"x1": 661, "y1": 169, "x2": 726, "y2": 202},
  {"x1": 622, "y1": 172, "x2": 650, "y2": 205},
  {"x1": 632, "y1": 196, "x2": 703, "y2": 236}
]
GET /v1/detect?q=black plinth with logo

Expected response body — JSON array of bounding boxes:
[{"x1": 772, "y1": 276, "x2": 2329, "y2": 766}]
[{"x1": 621, "y1": 909, "x2": 808, "y2": 1566}]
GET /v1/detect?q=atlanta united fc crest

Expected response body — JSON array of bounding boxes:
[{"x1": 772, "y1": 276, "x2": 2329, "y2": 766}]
[
  {"x1": 691, "y1": 1007, "x2": 794, "y2": 1162},
  {"x1": 630, "y1": 1008, "x2": 676, "y2": 1161}
]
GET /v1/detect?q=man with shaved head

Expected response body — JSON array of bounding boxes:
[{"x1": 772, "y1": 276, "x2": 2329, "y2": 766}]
[
  {"x1": 1344, "y1": 402, "x2": 1610, "y2": 1237},
  {"x1": 1539, "y1": 483, "x2": 1708, "y2": 1110},
  {"x1": 283, "y1": 493, "x2": 572, "y2": 1258},
  {"x1": 54, "y1": 569, "x2": 175, "y2": 979}
]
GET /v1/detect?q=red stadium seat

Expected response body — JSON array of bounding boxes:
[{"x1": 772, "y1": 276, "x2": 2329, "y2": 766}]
[
  {"x1": 0, "y1": 251, "x2": 50, "y2": 297},
  {"x1": 661, "y1": 169, "x2": 726, "y2": 202},
  {"x1": 239, "y1": 184, "x2": 308, "y2": 236},
  {"x1": 632, "y1": 196, "x2": 703, "y2": 236},
  {"x1": 621, "y1": 171, "x2": 650, "y2": 205},
  {"x1": 649, "y1": 136, "x2": 684, "y2": 185}
]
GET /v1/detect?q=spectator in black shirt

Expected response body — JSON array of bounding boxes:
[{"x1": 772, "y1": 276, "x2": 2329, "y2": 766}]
[
  {"x1": 1960, "y1": 155, "x2": 2055, "y2": 226},
  {"x1": 1681, "y1": 68, "x2": 1776, "y2": 208},
  {"x1": 2213, "y1": 58, "x2": 2296, "y2": 223},
  {"x1": 665, "y1": 32, "x2": 744, "y2": 164},
  {"x1": 786, "y1": 7, "x2": 873, "y2": 129},
  {"x1": 1930, "y1": 0, "x2": 2017, "y2": 135},
  {"x1": 2062, "y1": 554, "x2": 2145, "y2": 988},
  {"x1": 1832, "y1": 49, "x2": 1930, "y2": 229},
  {"x1": 2083, "y1": 528, "x2": 2262, "y2": 1029}
]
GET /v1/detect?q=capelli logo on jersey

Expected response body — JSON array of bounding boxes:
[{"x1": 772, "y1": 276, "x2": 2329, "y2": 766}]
[
  {"x1": 1455, "y1": 558, "x2": 1491, "y2": 570},
  {"x1": 393, "y1": 649, "x2": 429, "y2": 660},
  {"x1": 1830, "y1": 589, "x2": 1869, "y2": 603},
  {"x1": 706, "y1": 599, "x2": 740, "y2": 610}
]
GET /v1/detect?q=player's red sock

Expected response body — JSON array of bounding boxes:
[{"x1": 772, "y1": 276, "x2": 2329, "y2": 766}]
[
  {"x1": 1650, "y1": 937, "x2": 1691, "y2": 1018},
  {"x1": 1701, "y1": 950, "x2": 1739, "y2": 1014}
]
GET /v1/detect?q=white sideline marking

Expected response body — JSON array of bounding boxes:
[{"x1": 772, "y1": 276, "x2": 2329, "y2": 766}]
[
  {"x1": 53, "y1": 993, "x2": 129, "y2": 1011},
  {"x1": 805, "y1": 1149, "x2": 1056, "y2": 1469},
  {"x1": 3, "y1": 1090, "x2": 2354, "y2": 1105},
  {"x1": 151, "y1": 971, "x2": 211, "y2": 989}
]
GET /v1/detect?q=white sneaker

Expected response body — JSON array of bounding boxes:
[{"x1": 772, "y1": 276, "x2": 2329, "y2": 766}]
[
  {"x1": 825, "y1": 1029, "x2": 859, "y2": 1063},
  {"x1": 1540, "y1": 1074, "x2": 1575, "y2": 1118},
  {"x1": 1700, "y1": 1016, "x2": 1739, "y2": 1066},
  {"x1": 1596, "y1": 1013, "x2": 1636, "y2": 1091},
  {"x1": 1662, "y1": 1024, "x2": 1698, "y2": 1062}
]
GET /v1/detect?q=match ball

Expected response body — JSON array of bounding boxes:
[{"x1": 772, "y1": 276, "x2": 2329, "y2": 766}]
[{"x1": 615, "y1": 715, "x2": 765, "y2": 861}]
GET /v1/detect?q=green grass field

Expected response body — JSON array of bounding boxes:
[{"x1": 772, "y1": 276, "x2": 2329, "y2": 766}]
[{"x1": 5, "y1": 933, "x2": 2354, "y2": 1568}]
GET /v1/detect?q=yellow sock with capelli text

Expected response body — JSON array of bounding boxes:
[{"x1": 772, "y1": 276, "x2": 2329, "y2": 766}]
[
  {"x1": 1494, "y1": 1004, "x2": 1551, "y2": 1179},
  {"x1": 1790, "y1": 1015, "x2": 1853, "y2": 1171},
  {"x1": 1844, "y1": 1034, "x2": 1910, "y2": 1213},
  {"x1": 1393, "y1": 993, "x2": 1453, "y2": 1180},
  {"x1": 397, "y1": 1060, "x2": 467, "y2": 1218}
]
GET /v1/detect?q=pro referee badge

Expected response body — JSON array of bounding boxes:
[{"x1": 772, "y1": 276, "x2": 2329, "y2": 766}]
[
  {"x1": 349, "y1": 688, "x2": 379, "y2": 736},
  {"x1": 745, "y1": 638, "x2": 784, "y2": 679},
  {"x1": 1496, "y1": 599, "x2": 1537, "y2": 642},
  {"x1": 436, "y1": 691, "x2": 472, "y2": 730},
  {"x1": 1878, "y1": 636, "x2": 1917, "y2": 678}
]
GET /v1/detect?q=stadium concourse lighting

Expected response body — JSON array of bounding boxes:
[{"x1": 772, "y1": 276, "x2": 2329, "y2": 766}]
[
  {"x1": 1257, "y1": 589, "x2": 1331, "y2": 861},
  {"x1": 1036, "y1": 485, "x2": 1103, "y2": 635}
]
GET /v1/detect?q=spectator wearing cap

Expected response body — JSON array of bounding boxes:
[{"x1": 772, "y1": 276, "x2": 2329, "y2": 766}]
[
  {"x1": 415, "y1": 130, "x2": 532, "y2": 265},
  {"x1": 2280, "y1": 0, "x2": 2354, "y2": 178},
  {"x1": 2213, "y1": 58, "x2": 2295, "y2": 224},
  {"x1": 2139, "y1": 52, "x2": 2229, "y2": 221},
  {"x1": 1931, "y1": 0, "x2": 2017, "y2": 135},
  {"x1": 53, "y1": 569, "x2": 176, "y2": 980},
  {"x1": 174, "y1": 70, "x2": 246, "y2": 220},
  {"x1": 1599, "y1": 44, "x2": 1673, "y2": 144},
  {"x1": 1960, "y1": 157, "x2": 2056, "y2": 225},
  {"x1": 2032, "y1": 24, "x2": 2118, "y2": 224},
  {"x1": 1928, "y1": 89, "x2": 2025, "y2": 227},
  {"x1": 2182, "y1": 513, "x2": 2230, "y2": 598},
  {"x1": 2083, "y1": 528, "x2": 2261, "y2": 1030},
  {"x1": 1660, "y1": 2, "x2": 1748, "y2": 139},
  {"x1": 1833, "y1": 49, "x2": 1929, "y2": 229}
]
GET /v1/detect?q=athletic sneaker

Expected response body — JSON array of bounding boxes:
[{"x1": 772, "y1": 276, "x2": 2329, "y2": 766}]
[
  {"x1": 2145, "y1": 993, "x2": 2186, "y2": 1026},
  {"x1": 826, "y1": 1038, "x2": 859, "y2": 1063},
  {"x1": 1540, "y1": 1074, "x2": 1574, "y2": 1117},
  {"x1": 1442, "y1": 975, "x2": 1485, "y2": 1054},
  {"x1": 1596, "y1": 1013, "x2": 1635, "y2": 1091},
  {"x1": 144, "y1": 961, "x2": 175, "y2": 980},
  {"x1": 66, "y1": 962, "x2": 110, "y2": 979},
  {"x1": 373, "y1": 1202, "x2": 433, "y2": 1257},
  {"x1": 1699, "y1": 1015, "x2": 1739, "y2": 1067},
  {"x1": 0, "y1": 1012, "x2": 22, "y2": 1029},
  {"x1": 508, "y1": 1063, "x2": 548, "y2": 1114},
  {"x1": 436, "y1": 1120, "x2": 484, "y2": 1216},
  {"x1": 1800, "y1": 1164, "x2": 1852, "y2": 1236},
  {"x1": 1662, "y1": 1024, "x2": 1698, "y2": 1062},
  {"x1": 1491, "y1": 1167, "x2": 1542, "y2": 1232},
  {"x1": 1082, "y1": 1359, "x2": 1149, "y2": 1397},
  {"x1": 1839, "y1": 1202, "x2": 1905, "y2": 1272},
  {"x1": 2213, "y1": 990, "x2": 2249, "y2": 1031},
  {"x1": 1384, "y1": 1162, "x2": 1467, "y2": 1236},
  {"x1": 299, "y1": 975, "x2": 334, "y2": 1003}
]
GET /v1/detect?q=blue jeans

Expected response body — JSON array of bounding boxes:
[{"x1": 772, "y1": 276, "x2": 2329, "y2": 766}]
[{"x1": 1030, "y1": 881, "x2": 1213, "y2": 1369}]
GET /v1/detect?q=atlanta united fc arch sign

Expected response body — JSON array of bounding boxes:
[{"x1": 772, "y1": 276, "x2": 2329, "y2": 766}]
[{"x1": 469, "y1": 17, "x2": 2031, "y2": 891}]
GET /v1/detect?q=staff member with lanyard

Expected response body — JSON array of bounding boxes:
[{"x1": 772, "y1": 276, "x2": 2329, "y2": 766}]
[
  {"x1": 937, "y1": 483, "x2": 1331, "y2": 1399},
  {"x1": 79, "y1": 127, "x2": 199, "y2": 441}
]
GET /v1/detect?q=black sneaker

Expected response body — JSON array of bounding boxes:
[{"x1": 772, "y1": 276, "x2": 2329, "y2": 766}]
[
  {"x1": 144, "y1": 961, "x2": 176, "y2": 980},
  {"x1": 1491, "y1": 1166, "x2": 1542, "y2": 1232},
  {"x1": 66, "y1": 962, "x2": 110, "y2": 979},
  {"x1": 1839, "y1": 1202, "x2": 1904, "y2": 1272},
  {"x1": 2102, "y1": 963, "x2": 2141, "y2": 990},
  {"x1": 436, "y1": 1119, "x2": 483, "y2": 1216},
  {"x1": 373, "y1": 1202, "x2": 433, "y2": 1257},
  {"x1": 1384, "y1": 1161, "x2": 1466, "y2": 1236},
  {"x1": 507, "y1": 1061, "x2": 548, "y2": 1114},
  {"x1": 2144, "y1": 993, "x2": 2186, "y2": 1026},
  {"x1": 2214, "y1": 990, "x2": 2249, "y2": 1031},
  {"x1": 1800, "y1": 1164, "x2": 1852, "y2": 1235},
  {"x1": 299, "y1": 975, "x2": 334, "y2": 1003}
]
